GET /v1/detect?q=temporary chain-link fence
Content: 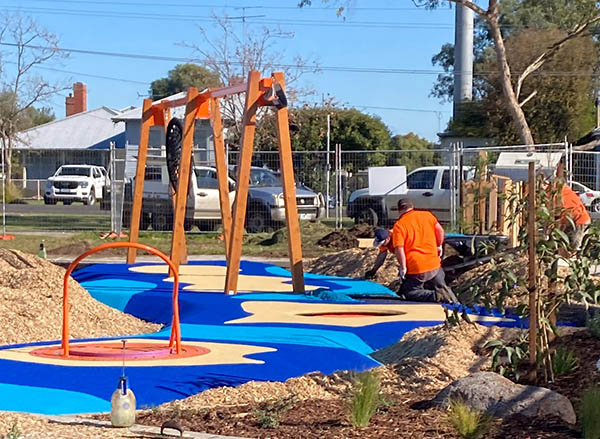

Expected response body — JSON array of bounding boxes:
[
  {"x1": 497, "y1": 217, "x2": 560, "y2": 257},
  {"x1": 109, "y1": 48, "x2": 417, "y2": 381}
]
[{"x1": 3, "y1": 141, "x2": 600, "y2": 234}]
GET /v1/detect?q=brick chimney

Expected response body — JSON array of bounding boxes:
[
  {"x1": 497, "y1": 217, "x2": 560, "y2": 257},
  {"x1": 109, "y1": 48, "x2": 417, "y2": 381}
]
[{"x1": 65, "y1": 82, "x2": 87, "y2": 117}]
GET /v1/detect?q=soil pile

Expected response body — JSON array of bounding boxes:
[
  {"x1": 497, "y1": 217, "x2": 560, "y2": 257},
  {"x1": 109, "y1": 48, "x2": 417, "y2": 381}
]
[
  {"x1": 0, "y1": 248, "x2": 161, "y2": 345},
  {"x1": 146, "y1": 324, "x2": 518, "y2": 413},
  {"x1": 305, "y1": 247, "x2": 400, "y2": 289},
  {"x1": 316, "y1": 224, "x2": 376, "y2": 249},
  {"x1": 373, "y1": 323, "x2": 520, "y2": 394}
]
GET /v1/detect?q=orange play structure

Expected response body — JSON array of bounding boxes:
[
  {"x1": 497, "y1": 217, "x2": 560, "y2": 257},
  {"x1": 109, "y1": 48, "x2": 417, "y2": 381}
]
[
  {"x1": 126, "y1": 70, "x2": 305, "y2": 295},
  {"x1": 61, "y1": 241, "x2": 182, "y2": 357}
]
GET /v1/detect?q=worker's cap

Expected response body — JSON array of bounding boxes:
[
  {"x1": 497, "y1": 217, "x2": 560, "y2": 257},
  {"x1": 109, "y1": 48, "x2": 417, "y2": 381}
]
[{"x1": 372, "y1": 228, "x2": 389, "y2": 248}]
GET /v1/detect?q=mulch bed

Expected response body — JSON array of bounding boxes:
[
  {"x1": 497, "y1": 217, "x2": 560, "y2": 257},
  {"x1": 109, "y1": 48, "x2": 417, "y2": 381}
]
[
  {"x1": 136, "y1": 395, "x2": 460, "y2": 439},
  {"x1": 548, "y1": 330, "x2": 600, "y2": 406},
  {"x1": 134, "y1": 392, "x2": 582, "y2": 439}
]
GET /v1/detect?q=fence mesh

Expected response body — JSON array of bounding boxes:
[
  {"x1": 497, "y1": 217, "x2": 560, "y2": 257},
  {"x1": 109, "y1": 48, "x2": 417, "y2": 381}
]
[{"x1": 2, "y1": 143, "x2": 600, "y2": 234}]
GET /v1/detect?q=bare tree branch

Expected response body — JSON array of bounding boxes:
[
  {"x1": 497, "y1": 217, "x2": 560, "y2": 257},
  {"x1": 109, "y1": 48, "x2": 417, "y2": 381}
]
[
  {"x1": 515, "y1": 15, "x2": 600, "y2": 99},
  {"x1": 519, "y1": 90, "x2": 537, "y2": 108}
]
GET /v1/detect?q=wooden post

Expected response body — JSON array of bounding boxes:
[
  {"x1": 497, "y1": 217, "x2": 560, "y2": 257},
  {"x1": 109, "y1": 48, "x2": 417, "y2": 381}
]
[
  {"x1": 273, "y1": 72, "x2": 305, "y2": 293},
  {"x1": 478, "y1": 151, "x2": 488, "y2": 233},
  {"x1": 488, "y1": 178, "x2": 498, "y2": 232},
  {"x1": 127, "y1": 98, "x2": 153, "y2": 263},
  {"x1": 463, "y1": 181, "x2": 475, "y2": 233},
  {"x1": 225, "y1": 70, "x2": 261, "y2": 295},
  {"x1": 210, "y1": 97, "x2": 233, "y2": 262},
  {"x1": 528, "y1": 161, "x2": 537, "y2": 380},
  {"x1": 169, "y1": 87, "x2": 199, "y2": 275}
]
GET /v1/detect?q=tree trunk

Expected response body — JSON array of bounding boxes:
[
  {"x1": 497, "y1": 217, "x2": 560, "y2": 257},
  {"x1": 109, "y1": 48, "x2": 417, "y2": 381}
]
[{"x1": 486, "y1": 6, "x2": 535, "y2": 146}]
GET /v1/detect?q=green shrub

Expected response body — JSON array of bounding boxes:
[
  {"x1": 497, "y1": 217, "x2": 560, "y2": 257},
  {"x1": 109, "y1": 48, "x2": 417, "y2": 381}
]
[
  {"x1": 552, "y1": 347, "x2": 579, "y2": 376},
  {"x1": 253, "y1": 394, "x2": 298, "y2": 429},
  {"x1": 254, "y1": 410, "x2": 279, "y2": 428},
  {"x1": 588, "y1": 314, "x2": 600, "y2": 340},
  {"x1": 1, "y1": 183, "x2": 23, "y2": 204},
  {"x1": 349, "y1": 370, "x2": 381, "y2": 428},
  {"x1": 448, "y1": 400, "x2": 489, "y2": 439},
  {"x1": 485, "y1": 335, "x2": 528, "y2": 381},
  {"x1": 582, "y1": 387, "x2": 600, "y2": 439}
]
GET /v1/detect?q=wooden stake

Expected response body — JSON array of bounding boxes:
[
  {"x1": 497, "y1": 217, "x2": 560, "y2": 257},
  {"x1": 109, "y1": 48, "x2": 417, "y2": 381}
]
[
  {"x1": 210, "y1": 97, "x2": 233, "y2": 263},
  {"x1": 528, "y1": 161, "x2": 537, "y2": 381},
  {"x1": 478, "y1": 151, "x2": 488, "y2": 233},
  {"x1": 169, "y1": 87, "x2": 199, "y2": 275},
  {"x1": 273, "y1": 72, "x2": 305, "y2": 294},
  {"x1": 127, "y1": 98, "x2": 153, "y2": 263},
  {"x1": 224, "y1": 70, "x2": 261, "y2": 295}
]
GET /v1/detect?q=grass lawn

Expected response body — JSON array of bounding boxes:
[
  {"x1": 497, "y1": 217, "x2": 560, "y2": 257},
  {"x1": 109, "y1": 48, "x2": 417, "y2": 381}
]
[{"x1": 0, "y1": 221, "x2": 343, "y2": 259}]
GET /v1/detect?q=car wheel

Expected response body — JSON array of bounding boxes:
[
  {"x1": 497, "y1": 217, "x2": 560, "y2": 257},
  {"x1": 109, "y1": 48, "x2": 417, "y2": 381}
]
[
  {"x1": 44, "y1": 196, "x2": 56, "y2": 205},
  {"x1": 84, "y1": 190, "x2": 96, "y2": 206},
  {"x1": 63, "y1": 200, "x2": 72, "y2": 206},
  {"x1": 355, "y1": 207, "x2": 378, "y2": 226},
  {"x1": 246, "y1": 211, "x2": 270, "y2": 233},
  {"x1": 184, "y1": 219, "x2": 194, "y2": 232},
  {"x1": 592, "y1": 199, "x2": 600, "y2": 213}
]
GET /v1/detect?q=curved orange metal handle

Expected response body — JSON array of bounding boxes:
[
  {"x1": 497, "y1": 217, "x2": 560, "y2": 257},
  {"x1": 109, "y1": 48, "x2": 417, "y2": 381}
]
[{"x1": 62, "y1": 242, "x2": 181, "y2": 356}]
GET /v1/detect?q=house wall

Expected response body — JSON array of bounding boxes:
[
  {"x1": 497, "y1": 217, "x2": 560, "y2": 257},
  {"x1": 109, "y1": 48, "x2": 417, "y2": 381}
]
[
  {"x1": 123, "y1": 118, "x2": 214, "y2": 179},
  {"x1": 15, "y1": 149, "x2": 109, "y2": 179}
]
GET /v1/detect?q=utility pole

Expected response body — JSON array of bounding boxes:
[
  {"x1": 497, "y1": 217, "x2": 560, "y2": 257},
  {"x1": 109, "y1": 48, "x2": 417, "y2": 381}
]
[{"x1": 453, "y1": 4, "x2": 474, "y2": 119}]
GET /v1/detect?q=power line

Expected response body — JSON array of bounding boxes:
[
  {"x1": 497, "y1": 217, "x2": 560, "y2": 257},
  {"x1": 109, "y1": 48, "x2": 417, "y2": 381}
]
[
  {"x1": 15, "y1": 0, "x2": 450, "y2": 12},
  {"x1": 357, "y1": 105, "x2": 450, "y2": 114},
  {"x1": 3, "y1": 62, "x2": 151, "y2": 85},
  {"x1": 2, "y1": 43, "x2": 598, "y2": 79},
  {"x1": 0, "y1": 5, "x2": 455, "y2": 29}
]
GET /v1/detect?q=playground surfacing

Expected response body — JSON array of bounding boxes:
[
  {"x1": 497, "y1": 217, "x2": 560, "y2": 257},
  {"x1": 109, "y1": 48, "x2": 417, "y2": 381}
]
[{"x1": 0, "y1": 260, "x2": 524, "y2": 415}]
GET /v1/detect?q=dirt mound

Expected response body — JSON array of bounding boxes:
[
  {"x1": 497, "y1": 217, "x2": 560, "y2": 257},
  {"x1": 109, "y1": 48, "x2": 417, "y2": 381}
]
[
  {"x1": 305, "y1": 247, "x2": 400, "y2": 289},
  {"x1": 373, "y1": 324, "x2": 520, "y2": 394},
  {"x1": 0, "y1": 248, "x2": 160, "y2": 345},
  {"x1": 316, "y1": 224, "x2": 376, "y2": 250},
  {"x1": 144, "y1": 324, "x2": 519, "y2": 413}
]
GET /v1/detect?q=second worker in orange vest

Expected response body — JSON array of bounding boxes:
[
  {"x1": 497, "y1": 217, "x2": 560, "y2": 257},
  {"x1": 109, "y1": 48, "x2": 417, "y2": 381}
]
[{"x1": 392, "y1": 199, "x2": 458, "y2": 303}]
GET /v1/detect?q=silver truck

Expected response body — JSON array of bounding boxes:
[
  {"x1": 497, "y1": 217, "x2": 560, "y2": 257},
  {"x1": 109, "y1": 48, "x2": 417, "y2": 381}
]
[
  {"x1": 347, "y1": 165, "x2": 474, "y2": 225},
  {"x1": 119, "y1": 160, "x2": 324, "y2": 232}
]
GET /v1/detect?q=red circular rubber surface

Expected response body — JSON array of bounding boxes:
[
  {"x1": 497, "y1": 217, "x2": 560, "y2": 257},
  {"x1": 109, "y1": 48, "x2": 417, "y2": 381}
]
[{"x1": 30, "y1": 342, "x2": 210, "y2": 361}]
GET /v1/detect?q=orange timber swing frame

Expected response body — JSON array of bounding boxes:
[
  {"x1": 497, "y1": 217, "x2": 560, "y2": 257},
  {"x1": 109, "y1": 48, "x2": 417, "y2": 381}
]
[{"x1": 126, "y1": 70, "x2": 305, "y2": 295}]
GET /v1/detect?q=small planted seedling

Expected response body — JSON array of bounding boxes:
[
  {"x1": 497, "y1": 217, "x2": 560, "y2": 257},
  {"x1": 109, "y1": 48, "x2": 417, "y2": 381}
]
[
  {"x1": 4, "y1": 422, "x2": 21, "y2": 439},
  {"x1": 253, "y1": 394, "x2": 299, "y2": 429},
  {"x1": 448, "y1": 399, "x2": 490, "y2": 439},
  {"x1": 552, "y1": 346, "x2": 579, "y2": 376},
  {"x1": 349, "y1": 370, "x2": 381, "y2": 428}
]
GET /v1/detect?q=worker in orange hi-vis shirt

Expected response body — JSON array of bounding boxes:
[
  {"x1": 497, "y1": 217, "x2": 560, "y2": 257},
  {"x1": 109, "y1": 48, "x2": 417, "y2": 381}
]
[
  {"x1": 561, "y1": 183, "x2": 591, "y2": 251},
  {"x1": 391, "y1": 198, "x2": 458, "y2": 303}
]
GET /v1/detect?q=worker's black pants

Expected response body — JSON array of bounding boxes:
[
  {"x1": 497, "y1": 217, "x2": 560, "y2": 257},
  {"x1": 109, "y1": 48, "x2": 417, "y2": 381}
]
[{"x1": 399, "y1": 267, "x2": 458, "y2": 303}]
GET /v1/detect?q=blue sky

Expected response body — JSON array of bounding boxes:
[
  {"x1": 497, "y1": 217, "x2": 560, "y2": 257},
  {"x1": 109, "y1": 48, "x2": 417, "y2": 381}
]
[{"x1": 2, "y1": 0, "x2": 457, "y2": 142}]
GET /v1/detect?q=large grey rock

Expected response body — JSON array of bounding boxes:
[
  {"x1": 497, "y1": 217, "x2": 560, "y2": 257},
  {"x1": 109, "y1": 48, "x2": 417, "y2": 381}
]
[{"x1": 433, "y1": 371, "x2": 576, "y2": 424}]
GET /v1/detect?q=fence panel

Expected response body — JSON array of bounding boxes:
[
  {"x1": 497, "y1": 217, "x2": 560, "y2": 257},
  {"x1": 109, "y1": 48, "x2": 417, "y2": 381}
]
[{"x1": 4, "y1": 144, "x2": 594, "y2": 234}]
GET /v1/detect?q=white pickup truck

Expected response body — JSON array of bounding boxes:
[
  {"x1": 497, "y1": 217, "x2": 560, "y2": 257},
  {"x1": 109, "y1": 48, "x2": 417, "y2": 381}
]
[
  {"x1": 44, "y1": 164, "x2": 109, "y2": 206},
  {"x1": 347, "y1": 165, "x2": 473, "y2": 225}
]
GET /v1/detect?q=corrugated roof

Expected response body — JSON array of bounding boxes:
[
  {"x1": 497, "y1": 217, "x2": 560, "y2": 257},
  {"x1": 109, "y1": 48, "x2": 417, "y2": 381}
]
[
  {"x1": 15, "y1": 107, "x2": 126, "y2": 150},
  {"x1": 112, "y1": 92, "x2": 189, "y2": 122}
]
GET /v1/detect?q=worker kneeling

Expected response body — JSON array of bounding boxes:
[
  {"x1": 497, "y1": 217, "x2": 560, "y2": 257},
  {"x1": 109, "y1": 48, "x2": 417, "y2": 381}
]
[{"x1": 365, "y1": 199, "x2": 458, "y2": 304}]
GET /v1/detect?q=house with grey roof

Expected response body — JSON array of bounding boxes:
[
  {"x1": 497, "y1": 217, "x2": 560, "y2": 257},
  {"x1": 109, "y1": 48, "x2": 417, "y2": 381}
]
[
  {"x1": 112, "y1": 95, "x2": 215, "y2": 179},
  {"x1": 14, "y1": 83, "x2": 126, "y2": 179}
]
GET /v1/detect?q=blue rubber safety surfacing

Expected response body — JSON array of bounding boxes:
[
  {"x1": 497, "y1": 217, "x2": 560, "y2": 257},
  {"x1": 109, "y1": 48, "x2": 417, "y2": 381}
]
[{"x1": 0, "y1": 260, "x2": 525, "y2": 414}]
